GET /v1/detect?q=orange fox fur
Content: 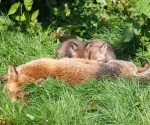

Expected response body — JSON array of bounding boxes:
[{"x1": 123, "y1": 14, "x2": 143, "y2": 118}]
[{"x1": 0, "y1": 58, "x2": 150, "y2": 102}]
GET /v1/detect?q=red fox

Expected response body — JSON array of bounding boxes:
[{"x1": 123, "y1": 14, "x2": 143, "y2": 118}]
[
  {"x1": 0, "y1": 58, "x2": 150, "y2": 102},
  {"x1": 85, "y1": 39, "x2": 116, "y2": 62},
  {"x1": 55, "y1": 39, "x2": 88, "y2": 59}
]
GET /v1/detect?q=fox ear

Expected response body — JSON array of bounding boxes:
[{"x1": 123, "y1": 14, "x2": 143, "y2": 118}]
[
  {"x1": 0, "y1": 74, "x2": 9, "y2": 82},
  {"x1": 100, "y1": 43, "x2": 107, "y2": 54},
  {"x1": 86, "y1": 42, "x2": 93, "y2": 51},
  {"x1": 8, "y1": 63, "x2": 18, "y2": 82},
  {"x1": 70, "y1": 42, "x2": 78, "y2": 51}
]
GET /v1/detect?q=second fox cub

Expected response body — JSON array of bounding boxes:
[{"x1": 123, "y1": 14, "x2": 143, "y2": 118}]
[
  {"x1": 85, "y1": 39, "x2": 116, "y2": 62},
  {"x1": 1, "y1": 58, "x2": 150, "y2": 102},
  {"x1": 55, "y1": 39, "x2": 87, "y2": 58},
  {"x1": 56, "y1": 38, "x2": 116, "y2": 62}
]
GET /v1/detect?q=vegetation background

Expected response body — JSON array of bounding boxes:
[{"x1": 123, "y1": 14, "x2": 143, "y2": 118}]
[{"x1": 0, "y1": 0, "x2": 150, "y2": 124}]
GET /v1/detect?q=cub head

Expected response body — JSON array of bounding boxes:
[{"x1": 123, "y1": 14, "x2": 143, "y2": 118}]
[
  {"x1": 66, "y1": 42, "x2": 80, "y2": 58},
  {"x1": 85, "y1": 43, "x2": 108, "y2": 62},
  {"x1": 55, "y1": 39, "x2": 86, "y2": 59}
]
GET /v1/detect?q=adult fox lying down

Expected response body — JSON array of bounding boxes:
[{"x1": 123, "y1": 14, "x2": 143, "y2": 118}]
[{"x1": 0, "y1": 58, "x2": 150, "y2": 102}]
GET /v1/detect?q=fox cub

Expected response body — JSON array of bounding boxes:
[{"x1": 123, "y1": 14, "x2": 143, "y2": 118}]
[
  {"x1": 0, "y1": 58, "x2": 149, "y2": 102},
  {"x1": 85, "y1": 39, "x2": 116, "y2": 62},
  {"x1": 56, "y1": 38, "x2": 116, "y2": 62},
  {"x1": 55, "y1": 39, "x2": 87, "y2": 59}
]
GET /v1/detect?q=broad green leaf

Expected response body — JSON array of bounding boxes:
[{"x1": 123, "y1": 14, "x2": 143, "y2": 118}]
[
  {"x1": 12, "y1": 14, "x2": 26, "y2": 21},
  {"x1": 8, "y1": 2, "x2": 20, "y2": 15},
  {"x1": 24, "y1": 0, "x2": 33, "y2": 11},
  {"x1": 31, "y1": 10, "x2": 39, "y2": 21},
  {"x1": 141, "y1": 25, "x2": 150, "y2": 39},
  {"x1": 136, "y1": 0, "x2": 150, "y2": 18},
  {"x1": 123, "y1": 27, "x2": 134, "y2": 42},
  {"x1": 143, "y1": 36, "x2": 150, "y2": 42},
  {"x1": 133, "y1": 22, "x2": 141, "y2": 35}
]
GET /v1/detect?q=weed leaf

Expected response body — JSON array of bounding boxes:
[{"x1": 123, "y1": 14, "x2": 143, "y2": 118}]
[
  {"x1": 123, "y1": 27, "x2": 134, "y2": 42},
  {"x1": 12, "y1": 14, "x2": 26, "y2": 21},
  {"x1": 137, "y1": 0, "x2": 150, "y2": 18},
  {"x1": 31, "y1": 10, "x2": 39, "y2": 21},
  {"x1": 8, "y1": 2, "x2": 20, "y2": 15},
  {"x1": 24, "y1": 0, "x2": 33, "y2": 11}
]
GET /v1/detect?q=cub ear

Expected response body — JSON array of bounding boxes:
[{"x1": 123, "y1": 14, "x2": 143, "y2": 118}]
[
  {"x1": 8, "y1": 63, "x2": 18, "y2": 82},
  {"x1": 100, "y1": 43, "x2": 107, "y2": 54},
  {"x1": 69, "y1": 42, "x2": 78, "y2": 51},
  {"x1": 85, "y1": 42, "x2": 93, "y2": 51}
]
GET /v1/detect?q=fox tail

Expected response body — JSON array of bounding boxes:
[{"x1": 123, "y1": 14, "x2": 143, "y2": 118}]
[{"x1": 138, "y1": 67, "x2": 150, "y2": 83}]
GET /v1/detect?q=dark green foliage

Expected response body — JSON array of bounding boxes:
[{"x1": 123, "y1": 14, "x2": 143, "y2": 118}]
[{"x1": 1, "y1": 0, "x2": 150, "y2": 60}]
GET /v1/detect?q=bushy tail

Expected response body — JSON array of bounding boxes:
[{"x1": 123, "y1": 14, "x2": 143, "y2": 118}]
[{"x1": 138, "y1": 67, "x2": 150, "y2": 83}]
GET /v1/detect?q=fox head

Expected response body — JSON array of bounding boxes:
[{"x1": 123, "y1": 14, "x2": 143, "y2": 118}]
[
  {"x1": 86, "y1": 43, "x2": 108, "y2": 62},
  {"x1": 4, "y1": 64, "x2": 31, "y2": 102}
]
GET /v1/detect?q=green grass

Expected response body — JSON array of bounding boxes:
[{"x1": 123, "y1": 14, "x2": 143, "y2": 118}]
[
  {"x1": 1, "y1": 79, "x2": 150, "y2": 124},
  {"x1": 0, "y1": 15, "x2": 150, "y2": 125}
]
